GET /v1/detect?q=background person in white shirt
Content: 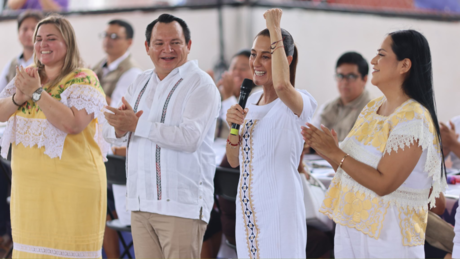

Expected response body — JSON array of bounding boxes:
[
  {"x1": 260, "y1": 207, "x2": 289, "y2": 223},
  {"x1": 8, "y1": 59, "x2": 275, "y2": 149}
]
[
  {"x1": 102, "y1": 13, "x2": 220, "y2": 258},
  {"x1": 0, "y1": 11, "x2": 43, "y2": 93}
]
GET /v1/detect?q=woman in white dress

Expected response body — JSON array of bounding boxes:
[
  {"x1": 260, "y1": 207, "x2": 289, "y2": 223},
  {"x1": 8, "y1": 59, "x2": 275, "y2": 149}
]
[
  {"x1": 302, "y1": 30, "x2": 446, "y2": 258},
  {"x1": 225, "y1": 8, "x2": 317, "y2": 258}
]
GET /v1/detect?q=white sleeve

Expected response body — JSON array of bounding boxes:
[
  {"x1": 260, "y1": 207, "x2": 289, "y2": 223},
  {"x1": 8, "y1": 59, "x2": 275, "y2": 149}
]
[
  {"x1": 134, "y1": 83, "x2": 221, "y2": 153},
  {"x1": 110, "y1": 67, "x2": 142, "y2": 108},
  {"x1": 219, "y1": 95, "x2": 237, "y2": 122},
  {"x1": 296, "y1": 89, "x2": 318, "y2": 128},
  {"x1": 311, "y1": 103, "x2": 326, "y2": 129},
  {"x1": 0, "y1": 60, "x2": 12, "y2": 94}
]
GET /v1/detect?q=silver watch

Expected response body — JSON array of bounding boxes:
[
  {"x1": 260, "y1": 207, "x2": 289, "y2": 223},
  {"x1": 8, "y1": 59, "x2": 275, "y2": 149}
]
[{"x1": 32, "y1": 88, "x2": 44, "y2": 102}]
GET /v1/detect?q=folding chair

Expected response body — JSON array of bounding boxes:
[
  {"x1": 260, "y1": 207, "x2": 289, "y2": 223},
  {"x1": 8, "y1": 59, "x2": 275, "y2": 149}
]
[
  {"x1": 105, "y1": 154, "x2": 133, "y2": 259},
  {"x1": 213, "y1": 166, "x2": 240, "y2": 250},
  {"x1": 214, "y1": 166, "x2": 240, "y2": 202}
]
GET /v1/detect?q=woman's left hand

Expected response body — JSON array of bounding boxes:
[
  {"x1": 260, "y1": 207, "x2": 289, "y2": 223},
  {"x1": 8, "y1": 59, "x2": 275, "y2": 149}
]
[
  {"x1": 263, "y1": 8, "x2": 282, "y2": 30},
  {"x1": 15, "y1": 66, "x2": 41, "y2": 98},
  {"x1": 301, "y1": 123, "x2": 340, "y2": 159}
]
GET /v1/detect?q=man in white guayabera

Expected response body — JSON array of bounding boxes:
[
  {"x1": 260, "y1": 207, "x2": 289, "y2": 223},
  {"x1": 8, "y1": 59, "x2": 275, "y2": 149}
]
[{"x1": 102, "y1": 13, "x2": 220, "y2": 258}]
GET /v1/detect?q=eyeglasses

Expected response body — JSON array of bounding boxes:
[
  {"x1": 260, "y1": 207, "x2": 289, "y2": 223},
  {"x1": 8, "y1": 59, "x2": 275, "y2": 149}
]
[
  {"x1": 335, "y1": 73, "x2": 360, "y2": 82},
  {"x1": 99, "y1": 32, "x2": 126, "y2": 40}
]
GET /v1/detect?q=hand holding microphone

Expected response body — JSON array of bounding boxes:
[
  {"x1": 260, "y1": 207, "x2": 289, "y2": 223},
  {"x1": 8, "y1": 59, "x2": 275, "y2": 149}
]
[{"x1": 225, "y1": 79, "x2": 255, "y2": 135}]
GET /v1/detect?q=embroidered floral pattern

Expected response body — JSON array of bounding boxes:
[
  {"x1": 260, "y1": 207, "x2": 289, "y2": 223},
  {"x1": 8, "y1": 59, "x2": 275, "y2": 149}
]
[
  {"x1": 320, "y1": 174, "x2": 389, "y2": 239},
  {"x1": 398, "y1": 207, "x2": 428, "y2": 246},
  {"x1": 239, "y1": 119, "x2": 260, "y2": 259},
  {"x1": 320, "y1": 96, "x2": 446, "y2": 246}
]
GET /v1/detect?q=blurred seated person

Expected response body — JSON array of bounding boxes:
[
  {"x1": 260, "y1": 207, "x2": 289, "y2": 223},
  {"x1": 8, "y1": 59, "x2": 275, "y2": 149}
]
[
  {"x1": 201, "y1": 50, "x2": 255, "y2": 258},
  {"x1": 215, "y1": 49, "x2": 261, "y2": 138},
  {"x1": 440, "y1": 117, "x2": 460, "y2": 169},
  {"x1": 311, "y1": 51, "x2": 371, "y2": 142},
  {"x1": 425, "y1": 192, "x2": 452, "y2": 259},
  {"x1": 0, "y1": 11, "x2": 43, "y2": 93},
  {"x1": 93, "y1": 19, "x2": 141, "y2": 107},
  {"x1": 7, "y1": 0, "x2": 68, "y2": 11}
]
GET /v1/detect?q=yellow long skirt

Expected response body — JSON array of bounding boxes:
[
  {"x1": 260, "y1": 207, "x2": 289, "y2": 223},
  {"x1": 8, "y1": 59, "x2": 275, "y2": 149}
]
[{"x1": 10, "y1": 129, "x2": 106, "y2": 259}]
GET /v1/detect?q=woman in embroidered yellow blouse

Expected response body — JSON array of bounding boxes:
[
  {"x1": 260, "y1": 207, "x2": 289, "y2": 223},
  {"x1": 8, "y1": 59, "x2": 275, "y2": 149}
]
[
  {"x1": 0, "y1": 16, "x2": 108, "y2": 258},
  {"x1": 301, "y1": 30, "x2": 446, "y2": 258}
]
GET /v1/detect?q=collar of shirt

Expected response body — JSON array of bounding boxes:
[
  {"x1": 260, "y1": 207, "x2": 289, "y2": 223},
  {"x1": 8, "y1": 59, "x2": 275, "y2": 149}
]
[
  {"x1": 17, "y1": 53, "x2": 34, "y2": 67},
  {"x1": 102, "y1": 51, "x2": 130, "y2": 72},
  {"x1": 152, "y1": 60, "x2": 197, "y2": 83},
  {"x1": 336, "y1": 89, "x2": 370, "y2": 109}
]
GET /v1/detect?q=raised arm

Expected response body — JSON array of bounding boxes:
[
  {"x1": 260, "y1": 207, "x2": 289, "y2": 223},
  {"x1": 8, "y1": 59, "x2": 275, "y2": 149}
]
[{"x1": 264, "y1": 9, "x2": 304, "y2": 116}]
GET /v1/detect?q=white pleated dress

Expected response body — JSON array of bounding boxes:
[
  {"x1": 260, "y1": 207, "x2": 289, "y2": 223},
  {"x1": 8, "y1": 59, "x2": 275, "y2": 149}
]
[{"x1": 235, "y1": 90, "x2": 317, "y2": 258}]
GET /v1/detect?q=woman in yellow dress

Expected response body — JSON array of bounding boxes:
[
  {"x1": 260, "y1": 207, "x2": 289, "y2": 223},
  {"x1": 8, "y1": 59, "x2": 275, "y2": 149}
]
[{"x1": 0, "y1": 16, "x2": 108, "y2": 258}]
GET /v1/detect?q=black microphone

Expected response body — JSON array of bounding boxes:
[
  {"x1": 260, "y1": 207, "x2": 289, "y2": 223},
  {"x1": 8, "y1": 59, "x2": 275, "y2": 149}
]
[{"x1": 230, "y1": 78, "x2": 255, "y2": 136}]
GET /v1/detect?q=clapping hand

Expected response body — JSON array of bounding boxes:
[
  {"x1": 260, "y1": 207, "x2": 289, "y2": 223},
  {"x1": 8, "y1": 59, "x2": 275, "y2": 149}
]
[
  {"x1": 104, "y1": 97, "x2": 143, "y2": 138},
  {"x1": 440, "y1": 121, "x2": 459, "y2": 156},
  {"x1": 301, "y1": 123, "x2": 339, "y2": 161},
  {"x1": 15, "y1": 66, "x2": 41, "y2": 99}
]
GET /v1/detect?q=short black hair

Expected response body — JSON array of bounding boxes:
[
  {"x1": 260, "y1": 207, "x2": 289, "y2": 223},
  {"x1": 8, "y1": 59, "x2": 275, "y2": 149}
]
[
  {"x1": 108, "y1": 19, "x2": 134, "y2": 39},
  {"x1": 145, "y1": 13, "x2": 191, "y2": 45},
  {"x1": 336, "y1": 52, "x2": 369, "y2": 79},
  {"x1": 233, "y1": 49, "x2": 251, "y2": 59},
  {"x1": 17, "y1": 10, "x2": 43, "y2": 31}
]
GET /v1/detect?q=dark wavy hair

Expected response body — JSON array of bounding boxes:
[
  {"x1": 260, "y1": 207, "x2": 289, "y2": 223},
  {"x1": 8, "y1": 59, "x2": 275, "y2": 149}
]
[
  {"x1": 389, "y1": 29, "x2": 445, "y2": 177},
  {"x1": 256, "y1": 28, "x2": 298, "y2": 86}
]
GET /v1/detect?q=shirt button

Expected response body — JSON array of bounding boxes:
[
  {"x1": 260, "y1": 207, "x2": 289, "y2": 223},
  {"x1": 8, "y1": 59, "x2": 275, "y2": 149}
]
[
  {"x1": 167, "y1": 199, "x2": 170, "y2": 202},
  {"x1": 199, "y1": 196, "x2": 202, "y2": 199},
  {"x1": 199, "y1": 182, "x2": 202, "y2": 185}
]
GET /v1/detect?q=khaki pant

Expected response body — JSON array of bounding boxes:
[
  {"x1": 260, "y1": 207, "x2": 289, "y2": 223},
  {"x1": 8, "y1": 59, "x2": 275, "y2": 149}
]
[{"x1": 131, "y1": 211, "x2": 207, "y2": 259}]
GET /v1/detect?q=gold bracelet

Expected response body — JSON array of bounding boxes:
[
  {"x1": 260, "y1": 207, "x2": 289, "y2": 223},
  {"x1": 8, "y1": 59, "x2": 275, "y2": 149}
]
[{"x1": 338, "y1": 154, "x2": 350, "y2": 170}]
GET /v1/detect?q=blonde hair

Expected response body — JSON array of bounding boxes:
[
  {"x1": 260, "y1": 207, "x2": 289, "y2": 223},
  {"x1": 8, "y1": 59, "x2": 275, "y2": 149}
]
[{"x1": 33, "y1": 15, "x2": 83, "y2": 88}]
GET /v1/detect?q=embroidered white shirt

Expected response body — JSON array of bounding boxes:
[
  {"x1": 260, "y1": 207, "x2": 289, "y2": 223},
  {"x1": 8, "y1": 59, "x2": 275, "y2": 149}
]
[{"x1": 102, "y1": 60, "x2": 221, "y2": 223}]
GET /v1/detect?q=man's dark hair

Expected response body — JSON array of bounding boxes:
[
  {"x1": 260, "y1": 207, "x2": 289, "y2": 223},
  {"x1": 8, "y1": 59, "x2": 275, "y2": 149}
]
[
  {"x1": 336, "y1": 51, "x2": 369, "y2": 79},
  {"x1": 17, "y1": 10, "x2": 44, "y2": 31},
  {"x1": 233, "y1": 49, "x2": 251, "y2": 59},
  {"x1": 108, "y1": 19, "x2": 134, "y2": 39},
  {"x1": 145, "y1": 13, "x2": 191, "y2": 45}
]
